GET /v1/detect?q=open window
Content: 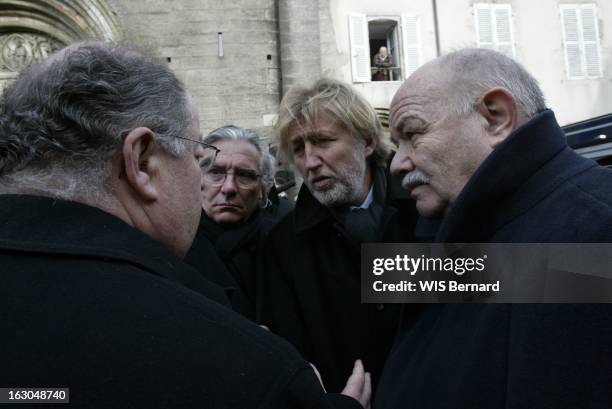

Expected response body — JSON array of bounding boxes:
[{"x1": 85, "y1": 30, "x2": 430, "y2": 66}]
[
  {"x1": 368, "y1": 19, "x2": 401, "y2": 81},
  {"x1": 349, "y1": 13, "x2": 421, "y2": 83}
]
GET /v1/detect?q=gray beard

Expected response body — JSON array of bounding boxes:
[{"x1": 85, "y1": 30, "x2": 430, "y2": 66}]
[
  {"x1": 305, "y1": 147, "x2": 368, "y2": 207},
  {"x1": 309, "y1": 180, "x2": 354, "y2": 207}
]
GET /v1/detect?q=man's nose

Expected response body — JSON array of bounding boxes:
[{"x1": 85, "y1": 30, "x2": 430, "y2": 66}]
[
  {"x1": 220, "y1": 174, "x2": 238, "y2": 195},
  {"x1": 304, "y1": 144, "x2": 322, "y2": 171},
  {"x1": 390, "y1": 146, "x2": 415, "y2": 176}
]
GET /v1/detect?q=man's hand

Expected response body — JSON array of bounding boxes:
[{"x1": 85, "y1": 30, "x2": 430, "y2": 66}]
[{"x1": 341, "y1": 360, "x2": 371, "y2": 409}]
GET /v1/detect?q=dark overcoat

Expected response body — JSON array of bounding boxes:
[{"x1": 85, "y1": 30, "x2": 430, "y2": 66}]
[
  {"x1": 185, "y1": 193, "x2": 294, "y2": 320},
  {"x1": 376, "y1": 110, "x2": 612, "y2": 409},
  {"x1": 0, "y1": 195, "x2": 360, "y2": 409},
  {"x1": 257, "y1": 168, "x2": 419, "y2": 393}
]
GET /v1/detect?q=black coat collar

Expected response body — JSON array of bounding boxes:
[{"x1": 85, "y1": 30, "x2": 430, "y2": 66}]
[
  {"x1": 436, "y1": 110, "x2": 596, "y2": 242},
  {"x1": 0, "y1": 194, "x2": 230, "y2": 306}
]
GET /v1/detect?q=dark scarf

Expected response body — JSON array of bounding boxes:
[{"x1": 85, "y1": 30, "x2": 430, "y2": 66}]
[
  {"x1": 199, "y1": 210, "x2": 262, "y2": 262},
  {"x1": 332, "y1": 168, "x2": 388, "y2": 245}
]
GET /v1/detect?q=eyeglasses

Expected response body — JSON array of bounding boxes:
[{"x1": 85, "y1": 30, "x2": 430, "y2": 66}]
[
  {"x1": 203, "y1": 166, "x2": 261, "y2": 188},
  {"x1": 174, "y1": 135, "x2": 220, "y2": 170}
]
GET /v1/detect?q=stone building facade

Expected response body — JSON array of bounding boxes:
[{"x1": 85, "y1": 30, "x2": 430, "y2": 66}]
[
  {"x1": 0, "y1": 0, "x2": 306, "y2": 136},
  {"x1": 1, "y1": 0, "x2": 610, "y2": 135}
]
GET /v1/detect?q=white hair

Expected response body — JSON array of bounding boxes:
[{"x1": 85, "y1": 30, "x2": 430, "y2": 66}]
[{"x1": 439, "y1": 48, "x2": 546, "y2": 118}]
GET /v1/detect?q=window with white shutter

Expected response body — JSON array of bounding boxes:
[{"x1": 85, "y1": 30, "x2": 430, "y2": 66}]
[
  {"x1": 349, "y1": 13, "x2": 371, "y2": 83},
  {"x1": 560, "y1": 4, "x2": 602, "y2": 79},
  {"x1": 402, "y1": 14, "x2": 421, "y2": 76},
  {"x1": 348, "y1": 14, "x2": 415, "y2": 83},
  {"x1": 474, "y1": 3, "x2": 515, "y2": 57}
]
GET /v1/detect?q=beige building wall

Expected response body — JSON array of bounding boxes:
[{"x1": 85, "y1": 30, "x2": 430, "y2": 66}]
[
  {"x1": 320, "y1": 0, "x2": 437, "y2": 109},
  {"x1": 1, "y1": 1, "x2": 609, "y2": 130},
  {"x1": 437, "y1": 0, "x2": 612, "y2": 125},
  {"x1": 320, "y1": 0, "x2": 611, "y2": 125}
]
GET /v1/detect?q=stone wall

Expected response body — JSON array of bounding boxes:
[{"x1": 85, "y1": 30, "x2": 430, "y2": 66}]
[{"x1": 108, "y1": 0, "x2": 282, "y2": 135}]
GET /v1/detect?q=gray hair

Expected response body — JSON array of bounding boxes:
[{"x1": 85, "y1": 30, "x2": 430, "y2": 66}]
[
  {"x1": 203, "y1": 125, "x2": 275, "y2": 204},
  {"x1": 438, "y1": 48, "x2": 546, "y2": 119},
  {"x1": 0, "y1": 41, "x2": 191, "y2": 201},
  {"x1": 275, "y1": 78, "x2": 391, "y2": 167}
]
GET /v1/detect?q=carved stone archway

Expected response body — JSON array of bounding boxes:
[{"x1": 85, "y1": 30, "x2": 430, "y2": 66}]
[{"x1": 0, "y1": 0, "x2": 123, "y2": 92}]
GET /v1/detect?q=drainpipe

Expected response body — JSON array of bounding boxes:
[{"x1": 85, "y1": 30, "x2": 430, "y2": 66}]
[
  {"x1": 432, "y1": 0, "x2": 441, "y2": 56},
  {"x1": 278, "y1": 0, "x2": 322, "y2": 95}
]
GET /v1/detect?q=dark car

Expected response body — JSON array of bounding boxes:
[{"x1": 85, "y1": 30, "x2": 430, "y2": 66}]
[{"x1": 563, "y1": 113, "x2": 612, "y2": 168}]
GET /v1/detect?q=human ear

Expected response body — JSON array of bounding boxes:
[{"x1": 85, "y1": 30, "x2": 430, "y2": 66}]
[
  {"x1": 121, "y1": 127, "x2": 160, "y2": 202},
  {"x1": 363, "y1": 134, "x2": 376, "y2": 158},
  {"x1": 475, "y1": 87, "x2": 518, "y2": 148}
]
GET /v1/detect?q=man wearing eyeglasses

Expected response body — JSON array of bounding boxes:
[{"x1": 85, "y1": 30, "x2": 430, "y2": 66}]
[
  {"x1": 185, "y1": 125, "x2": 293, "y2": 320},
  {"x1": 0, "y1": 42, "x2": 369, "y2": 409}
]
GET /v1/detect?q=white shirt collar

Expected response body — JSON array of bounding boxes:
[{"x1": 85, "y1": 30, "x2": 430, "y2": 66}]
[{"x1": 350, "y1": 186, "x2": 374, "y2": 210}]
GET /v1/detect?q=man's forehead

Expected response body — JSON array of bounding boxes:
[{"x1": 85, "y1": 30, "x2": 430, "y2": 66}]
[
  {"x1": 390, "y1": 88, "x2": 431, "y2": 126},
  {"x1": 215, "y1": 140, "x2": 260, "y2": 161},
  {"x1": 215, "y1": 152, "x2": 259, "y2": 170},
  {"x1": 287, "y1": 113, "x2": 345, "y2": 140},
  {"x1": 390, "y1": 70, "x2": 447, "y2": 125}
]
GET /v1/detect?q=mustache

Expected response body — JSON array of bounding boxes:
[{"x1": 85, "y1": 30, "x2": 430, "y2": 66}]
[
  {"x1": 401, "y1": 171, "x2": 430, "y2": 190},
  {"x1": 307, "y1": 170, "x2": 333, "y2": 184}
]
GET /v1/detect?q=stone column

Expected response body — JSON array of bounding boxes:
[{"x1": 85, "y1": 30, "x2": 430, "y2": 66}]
[{"x1": 278, "y1": 0, "x2": 321, "y2": 95}]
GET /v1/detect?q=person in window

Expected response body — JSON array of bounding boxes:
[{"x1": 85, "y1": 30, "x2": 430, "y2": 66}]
[
  {"x1": 372, "y1": 46, "x2": 394, "y2": 81},
  {"x1": 185, "y1": 125, "x2": 293, "y2": 320}
]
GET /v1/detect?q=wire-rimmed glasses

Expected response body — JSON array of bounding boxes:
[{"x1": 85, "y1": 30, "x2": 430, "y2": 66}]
[
  {"x1": 174, "y1": 135, "x2": 220, "y2": 171},
  {"x1": 203, "y1": 166, "x2": 261, "y2": 189}
]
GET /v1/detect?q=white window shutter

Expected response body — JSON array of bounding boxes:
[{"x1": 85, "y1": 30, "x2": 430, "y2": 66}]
[
  {"x1": 494, "y1": 5, "x2": 515, "y2": 56},
  {"x1": 560, "y1": 5, "x2": 583, "y2": 78},
  {"x1": 580, "y1": 5, "x2": 602, "y2": 78},
  {"x1": 474, "y1": 4, "x2": 494, "y2": 49},
  {"x1": 402, "y1": 14, "x2": 421, "y2": 76},
  {"x1": 348, "y1": 13, "x2": 370, "y2": 83},
  {"x1": 475, "y1": 4, "x2": 515, "y2": 56}
]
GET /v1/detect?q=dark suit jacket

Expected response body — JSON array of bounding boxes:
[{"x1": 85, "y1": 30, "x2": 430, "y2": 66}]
[
  {"x1": 258, "y1": 167, "x2": 419, "y2": 393},
  {"x1": 0, "y1": 194, "x2": 360, "y2": 409}
]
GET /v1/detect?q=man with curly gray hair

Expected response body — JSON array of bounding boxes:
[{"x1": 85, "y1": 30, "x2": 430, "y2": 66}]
[
  {"x1": 0, "y1": 42, "x2": 370, "y2": 409},
  {"x1": 258, "y1": 78, "x2": 419, "y2": 394}
]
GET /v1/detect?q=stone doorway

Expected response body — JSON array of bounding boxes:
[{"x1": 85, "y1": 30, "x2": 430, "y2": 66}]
[{"x1": 0, "y1": 0, "x2": 123, "y2": 93}]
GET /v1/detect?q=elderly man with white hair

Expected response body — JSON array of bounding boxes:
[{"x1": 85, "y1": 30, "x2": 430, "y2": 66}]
[{"x1": 377, "y1": 48, "x2": 612, "y2": 409}]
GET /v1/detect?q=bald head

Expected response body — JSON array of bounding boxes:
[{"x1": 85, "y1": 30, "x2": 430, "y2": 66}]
[
  {"x1": 388, "y1": 48, "x2": 547, "y2": 218},
  {"x1": 393, "y1": 48, "x2": 546, "y2": 125}
]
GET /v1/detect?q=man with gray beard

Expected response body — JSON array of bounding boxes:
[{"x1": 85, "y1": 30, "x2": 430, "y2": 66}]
[{"x1": 257, "y1": 78, "x2": 419, "y2": 394}]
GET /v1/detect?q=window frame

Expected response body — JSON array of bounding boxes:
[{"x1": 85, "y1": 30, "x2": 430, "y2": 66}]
[
  {"x1": 348, "y1": 14, "x2": 424, "y2": 84},
  {"x1": 559, "y1": 3, "x2": 603, "y2": 80},
  {"x1": 473, "y1": 3, "x2": 516, "y2": 57}
]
